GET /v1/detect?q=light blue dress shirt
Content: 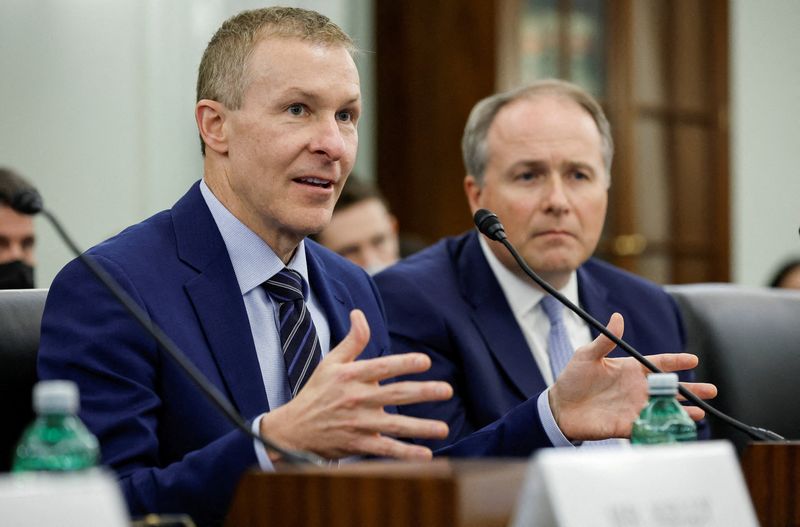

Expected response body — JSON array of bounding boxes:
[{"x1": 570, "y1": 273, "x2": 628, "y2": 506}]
[{"x1": 199, "y1": 180, "x2": 331, "y2": 468}]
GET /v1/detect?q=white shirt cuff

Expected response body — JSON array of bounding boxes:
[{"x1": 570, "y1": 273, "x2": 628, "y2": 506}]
[
  {"x1": 537, "y1": 389, "x2": 577, "y2": 448},
  {"x1": 252, "y1": 413, "x2": 276, "y2": 471}
]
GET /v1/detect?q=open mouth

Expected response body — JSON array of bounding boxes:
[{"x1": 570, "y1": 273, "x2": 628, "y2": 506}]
[{"x1": 294, "y1": 176, "x2": 333, "y2": 189}]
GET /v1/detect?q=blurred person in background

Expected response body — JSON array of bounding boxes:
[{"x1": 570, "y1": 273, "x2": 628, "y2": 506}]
[
  {"x1": 768, "y1": 258, "x2": 800, "y2": 290},
  {"x1": 0, "y1": 167, "x2": 36, "y2": 289},
  {"x1": 314, "y1": 177, "x2": 401, "y2": 274}
]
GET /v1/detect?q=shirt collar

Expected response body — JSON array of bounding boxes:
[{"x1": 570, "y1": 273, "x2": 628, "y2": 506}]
[
  {"x1": 477, "y1": 232, "x2": 580, "y2": 317},
  {"x1": 199, "y1": 179, "x2": 310, "y2": 296}
]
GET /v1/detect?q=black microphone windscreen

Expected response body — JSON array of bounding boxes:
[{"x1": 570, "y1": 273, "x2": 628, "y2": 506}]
[
  {"x1": 473, "y1": 209, "x2": 506, "y2": 241},
  {"x1": 11, "y1": 189, "x2": 43, "y2": 215}
]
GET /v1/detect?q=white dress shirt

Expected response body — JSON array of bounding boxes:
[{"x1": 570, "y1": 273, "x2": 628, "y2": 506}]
[
  {"x1": 478, "y1": 235, "x2": 625, "y2": 448},
  {"x1": 479, "y1": 236, "x2": 591, "y2": 385}
]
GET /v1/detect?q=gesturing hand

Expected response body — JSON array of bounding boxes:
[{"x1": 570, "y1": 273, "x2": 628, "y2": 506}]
[
  {"x1": 260, "y1": 309, "x2": 452, "y2": 461},
  {"x1": 549, "y1": 313, "x2": 717, "y2": 441}
]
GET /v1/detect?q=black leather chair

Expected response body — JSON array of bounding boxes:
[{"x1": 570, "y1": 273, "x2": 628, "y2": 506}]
[
  {"x1": 0, "y1": 288, "x2": 47, "y2": 471},
  {"x1": 666, "y1": 283, "x2": 800, "y2": 454}
]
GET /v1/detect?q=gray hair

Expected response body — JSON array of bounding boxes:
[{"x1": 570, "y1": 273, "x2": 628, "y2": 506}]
[{"x1": 461, "y1": 79, "x2": 614, "y2": 185}]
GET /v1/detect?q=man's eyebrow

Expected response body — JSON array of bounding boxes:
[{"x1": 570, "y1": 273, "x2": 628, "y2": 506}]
[
  {"x1": 564, "y1": 160, "x2": 598, "y2": 173},
  {"x1": 508, "y1": 160, "x2": 547, "y2": 171},
  {"x1": 369, "y1": 233, "x2": 387, "y2": 245},
  {"x1": 338, "y1": 244, "x2": 359, "y2": 255},
  {"x1": 279, "y1": 87, "x2": 361, "y2": 106}
]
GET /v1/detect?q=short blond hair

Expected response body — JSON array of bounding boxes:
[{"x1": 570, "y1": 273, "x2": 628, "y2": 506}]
[{"x1": 196, "y1": 6, "x2": 356, "y2": 154}]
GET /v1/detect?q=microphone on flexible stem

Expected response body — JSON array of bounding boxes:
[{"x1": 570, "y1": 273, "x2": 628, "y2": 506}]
[
  {"x1": 473, "y1": 208, "x2": 784, "y2": 442},
  {"x1": 13, "y1": 189, "x2": 325, "y2": 466}
]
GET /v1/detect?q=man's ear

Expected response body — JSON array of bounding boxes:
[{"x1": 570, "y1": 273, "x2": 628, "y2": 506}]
[
  {"x1": 388, "y1": 212, "x2": 399, "y2": 234},
  {"x1": 195, "y1": 99, "x2": 229, "y2": 155},
  {"x1": 463, "y1": 174, "x2": 482, "y2": 213}
]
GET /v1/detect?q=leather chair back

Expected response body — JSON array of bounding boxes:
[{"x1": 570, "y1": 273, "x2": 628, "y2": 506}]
[
  {"x1": 0, "y1": 289, "x2": 47, "y2": 471},
  {"x1": 666, "y1": 283, "x2": 800, "y2": 454}
]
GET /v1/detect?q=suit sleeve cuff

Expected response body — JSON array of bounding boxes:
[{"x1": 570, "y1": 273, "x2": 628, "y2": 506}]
[
  {"x1": 252, "y1": 413, "x2": 276, "y2": 471},
  {"x1": 537, "y1": 389, "x2": 577, "y2": 448}
]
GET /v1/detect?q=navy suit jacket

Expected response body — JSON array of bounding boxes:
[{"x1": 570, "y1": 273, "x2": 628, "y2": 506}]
[
  {"x1": 375, "y1": 230, "x2": 701, "y2": 452},
  {"x1": 38, "y1": 183, "x2": 391, "y2": 525}
]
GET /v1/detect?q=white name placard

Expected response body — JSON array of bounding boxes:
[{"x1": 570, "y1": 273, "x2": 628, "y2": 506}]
[
  {"x1": 510, "y1": 441, "x2": 758, "y2": 527},
  {"x1": 0, "y1": 469, "x2": 129, "y2": 527}
]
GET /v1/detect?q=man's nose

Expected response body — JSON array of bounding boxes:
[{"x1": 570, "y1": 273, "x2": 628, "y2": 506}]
[
  {"x1": 309, "y1": 116, "x2": 346, "y2": 161},
  {"x1": 7, "y1": 241, "x2": 26, "y2": 262},
  {"x1": 542, "y1": 176, "x2": 570, "y2": 213}
]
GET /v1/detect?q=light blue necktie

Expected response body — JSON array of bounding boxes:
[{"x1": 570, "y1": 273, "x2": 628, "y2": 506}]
[
  {"x1": 540, "y1": 295, "x2": 574, "y2": 381},
  {"x1": 541, "y1": 294, "x2": 621, "y2": 447}
]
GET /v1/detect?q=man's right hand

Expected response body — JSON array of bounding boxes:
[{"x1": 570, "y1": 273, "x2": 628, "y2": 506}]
[
  {"x1": 259, "y1": 309, "x2": 452, "y2": 462},
  {"x1": 549, "y1": 312, "x2": 717, "y2": 441}
]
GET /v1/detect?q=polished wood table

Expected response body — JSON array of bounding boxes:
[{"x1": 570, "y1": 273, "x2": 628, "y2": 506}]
[
  {"x1": 225, "y1": 443, "x2": 800, "y2": 527},
  {"x1": 225, "y1": 459, "x2": 527, "y2": 527},
  {"x1": 741, "y1": 442, "x2": 800, "y2": 526}
]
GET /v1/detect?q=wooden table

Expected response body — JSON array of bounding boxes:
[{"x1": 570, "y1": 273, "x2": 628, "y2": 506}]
[
  {"x1": 225, "y1": 459, "x2": 527, "y2": 527},
  {"x1": 225, "y1": 443, "x2": 800, "y2": 527}
]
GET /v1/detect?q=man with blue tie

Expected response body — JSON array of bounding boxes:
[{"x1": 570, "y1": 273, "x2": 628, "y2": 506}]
[
  {"x1": 38, "y1": 10, "x2": 712, "y2": 527},
  {"x1": 375, "y1": 79, "x2": 711, "y2": 452}
]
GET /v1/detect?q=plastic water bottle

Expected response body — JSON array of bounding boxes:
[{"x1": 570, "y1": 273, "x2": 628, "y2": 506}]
[
  {"x1": 12, "y1": 380, "x2": 100, "y2": 472},
  {"x1": 631, "y1": 373, "x2": 697, "y2": 444}
]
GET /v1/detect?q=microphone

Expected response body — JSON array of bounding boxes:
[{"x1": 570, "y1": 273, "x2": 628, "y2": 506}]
[
  {"x1": 11, "y1": 189, "x2": 43, "y2": 215},
  {"x1": 474, "y1": 209, "x2": 507, "y2": 242},
  {"x1": 14, "y1": 188, "x2": 324, "y2": 465},
  {"x1": 473, "y1": 208, "x2": 784, "y2": 442}
]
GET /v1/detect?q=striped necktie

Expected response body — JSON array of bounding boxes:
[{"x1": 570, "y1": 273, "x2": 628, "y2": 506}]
[
  {"x1": 540, "y1": 295, "x2": 574, "y2": 381},
  {"x1": 263, "y1": 268, "x2": 321, "y2": 398}
]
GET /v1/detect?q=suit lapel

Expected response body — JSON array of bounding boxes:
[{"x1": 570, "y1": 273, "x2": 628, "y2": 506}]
[
  {"x1": 305, "y1": 241, "x2": 386, "y2": 361},
  {"x1": 172, "y1": 183, "x2": 269, "y2": 418},
  {"x1": 305, "y1": 244, "x2": 349, "y2": 346},
  {"x1": 577, "y1": 264, "x2": 626, "y2": 357},
  {"x1": 458, "y1": 232, "x2": 546, "y2": 398}
]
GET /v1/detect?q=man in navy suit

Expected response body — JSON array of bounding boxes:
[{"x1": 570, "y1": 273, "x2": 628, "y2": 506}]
[
  {"x1": 38, "y1": 10, "x2": 712, "y2": 526},
  {"x1": 37, "y1": 8, "x2": 453, "y2": 525},
  {"x1": 375, "y1": 79, "x2": 711, "y2": 452}
]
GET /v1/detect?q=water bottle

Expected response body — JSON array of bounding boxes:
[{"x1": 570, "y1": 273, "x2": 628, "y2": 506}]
[
  {"x1": 12, "y1": 380, "x2": 100, "y2": 472},
  {"x1": 631, "y1": 373, "x2": 697, "y2": 444}
]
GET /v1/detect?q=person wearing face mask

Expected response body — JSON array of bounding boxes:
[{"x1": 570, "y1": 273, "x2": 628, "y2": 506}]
[
  {"x1": 314, "y1": 177, "x2": 403, "y2": 275},
  {"x1": 0, "y1": 167, "x2": 36, "y2": 289}
]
